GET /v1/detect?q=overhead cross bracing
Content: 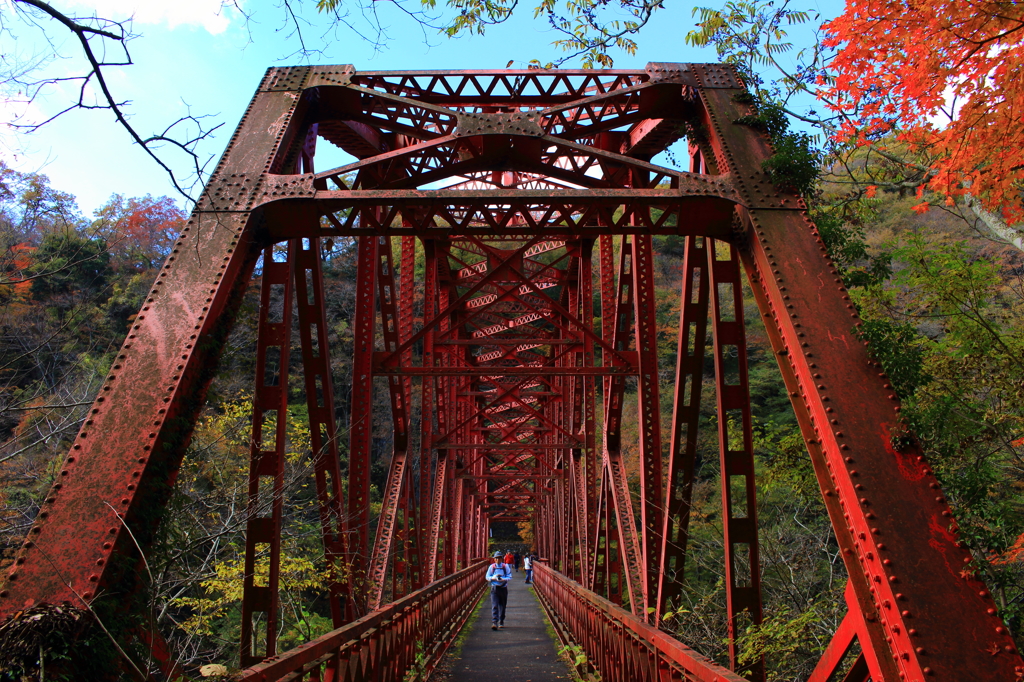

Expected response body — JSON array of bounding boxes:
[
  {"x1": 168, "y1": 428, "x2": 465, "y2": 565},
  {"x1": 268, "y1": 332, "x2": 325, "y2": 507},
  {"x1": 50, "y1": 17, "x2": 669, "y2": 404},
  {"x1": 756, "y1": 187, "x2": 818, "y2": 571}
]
[{"x1": 0, "y1": 63, "x2": 1020, "y2": 682}]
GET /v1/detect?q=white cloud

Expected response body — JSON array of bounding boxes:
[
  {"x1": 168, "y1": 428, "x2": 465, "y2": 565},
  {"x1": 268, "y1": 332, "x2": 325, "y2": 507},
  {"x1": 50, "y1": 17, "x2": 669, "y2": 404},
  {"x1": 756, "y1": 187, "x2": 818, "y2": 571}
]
[{"x1": 64, "y1": 0, "x2": 240, "y2": 35}]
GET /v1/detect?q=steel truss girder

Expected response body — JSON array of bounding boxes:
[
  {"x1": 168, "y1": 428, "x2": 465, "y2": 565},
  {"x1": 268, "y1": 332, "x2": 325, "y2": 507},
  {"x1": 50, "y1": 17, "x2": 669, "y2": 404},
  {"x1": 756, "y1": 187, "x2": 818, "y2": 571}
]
[{"x1": 1, "y1": 62, "x2": 1019, "y2": 682}]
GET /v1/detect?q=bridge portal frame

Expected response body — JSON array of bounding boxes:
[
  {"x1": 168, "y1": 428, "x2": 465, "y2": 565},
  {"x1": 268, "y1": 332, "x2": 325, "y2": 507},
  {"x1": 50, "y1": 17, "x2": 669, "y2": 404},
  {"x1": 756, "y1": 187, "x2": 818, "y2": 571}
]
[{"x1": 0, "y1": 63, "x2": 1018, "y2": 682}]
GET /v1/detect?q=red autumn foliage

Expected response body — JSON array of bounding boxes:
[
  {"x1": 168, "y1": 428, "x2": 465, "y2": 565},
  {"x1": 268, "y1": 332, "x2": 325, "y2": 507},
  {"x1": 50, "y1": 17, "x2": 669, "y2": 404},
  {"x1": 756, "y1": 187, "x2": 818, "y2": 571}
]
[
  {"x1": 992, "y1": 532, "x2": 1024, "y2": 566},
  {"x1": 822, "y1": 0, "x2": 1024, "y2": 221},
  {"x1": 7, "y1": 243, "x2": 35, "y2": 297},
  {"x1": 92, "y1": 194, "x2": 185, "y2": 270}
]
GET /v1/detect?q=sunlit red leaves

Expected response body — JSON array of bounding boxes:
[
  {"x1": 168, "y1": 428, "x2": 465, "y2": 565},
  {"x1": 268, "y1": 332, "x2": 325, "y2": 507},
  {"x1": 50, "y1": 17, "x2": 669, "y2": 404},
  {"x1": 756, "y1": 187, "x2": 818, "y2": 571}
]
[
  {"x1": 92, "y1": 194, "x2": 185, "y2": 269},
  {"x1": 823, "y1": 0, "x2": 1024, "y2": 221},
  {"x1": 990, "y1": 531, "x2": 1024, "y2": 566},
  {"x1": 6, "y1": 243, "x2": 36, "y2": 298}
]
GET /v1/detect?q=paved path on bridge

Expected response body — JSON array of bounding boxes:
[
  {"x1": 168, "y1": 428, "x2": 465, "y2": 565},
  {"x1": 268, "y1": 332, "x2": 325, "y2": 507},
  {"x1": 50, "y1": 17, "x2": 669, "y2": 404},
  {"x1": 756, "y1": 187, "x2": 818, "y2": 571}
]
[{"x1": 450, "y1": 572, "x2": 573, "y2": 682}]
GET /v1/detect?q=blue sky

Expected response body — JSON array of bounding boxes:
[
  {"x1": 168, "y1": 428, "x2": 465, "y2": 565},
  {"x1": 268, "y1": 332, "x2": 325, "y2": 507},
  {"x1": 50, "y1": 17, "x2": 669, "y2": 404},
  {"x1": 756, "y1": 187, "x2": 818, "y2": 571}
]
[{"x1": 2, "y1": 0, "x2": 843, "y2": 215}]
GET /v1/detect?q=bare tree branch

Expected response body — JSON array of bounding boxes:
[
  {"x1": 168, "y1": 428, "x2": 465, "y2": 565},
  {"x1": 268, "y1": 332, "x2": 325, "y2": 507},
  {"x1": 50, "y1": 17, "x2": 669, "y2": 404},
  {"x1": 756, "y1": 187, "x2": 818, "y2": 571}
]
[{"x1": 3, "y1": 0, "x2": 220, "y2": 205}]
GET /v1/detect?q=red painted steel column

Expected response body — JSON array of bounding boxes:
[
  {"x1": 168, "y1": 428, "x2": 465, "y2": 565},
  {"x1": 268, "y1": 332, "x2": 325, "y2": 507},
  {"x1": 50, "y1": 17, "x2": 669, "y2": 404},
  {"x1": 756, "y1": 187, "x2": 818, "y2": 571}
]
[
  {"x1": 240, "y1": 246, "x2": 292, "y2": 666},
  {"x1": 452, "y1": 476, "x2": 465, "y2": 571},
  {"x1": 439, "y1": 241, "x2": 458, "y2": 579},
  {"x1": 398, "y1": 236, "x2": 423, "y2": 592},
  {"x1": 420, "y1": 239, "x2": 443, "y2": 582},
  {"x1": 596, "y1": 235, "x2": 628, "y2": 609},
  {"x1": 565, "y1": 456, "x2": 581, "y2": 573},
  {"x1": 630, "y1": 233, "x2": 664, "y2": 622},
  {"x1": 576, "y1": 240, "x2": 599, "y2": 592},
  {"x1": 657, "y1": 234, "x2": 709, "y2": 621},
  {"x1": 288, "y1": 128, "x2": 350, "y2": 625},
  {"x1": 368, "y1": 235, "x2": 411, "y2": 609},
  {"x1": 594, "y1": 235, "x2": 613, "y2": 602},
  {"x1": 292, "y1": 237, "x2": 350, "y2": 626},
  {"x1": 607, "y1": 500, "x2": 624, "y2": 606},
  {"x1": 567, "y1": 239, "x2": 597, "y2": 589},
  {"x1": 442, "y1": 463, "x2": 456, "y2": 577},
  {"x1": 707, "y1": 238, "x2": 764, "y2": 680},
  {"x1": 591, "y1": 469, "x2": 608, "y2": 598},
  {"x1": 348, "y1": 234, "x2": 379, "y2": 612},
  {"x1": 601, "y1": 235, "x2": 645, "y2": 615},
  {"x1": 391, "y1": 473, "x2": 409, "y2": 600},
  {"x1": 427, "y1": 453, "x2": 447, "y2": 582}
]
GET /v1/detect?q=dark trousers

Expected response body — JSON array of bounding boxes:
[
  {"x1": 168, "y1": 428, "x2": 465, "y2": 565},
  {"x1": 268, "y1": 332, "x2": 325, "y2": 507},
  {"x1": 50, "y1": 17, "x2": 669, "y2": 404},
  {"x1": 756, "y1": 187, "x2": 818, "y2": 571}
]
[
  {"x1": 524, "y1": 568, "x2": 533, "y2": 583},
  {"x1": 490, "y1": 585, "x2": 508, "y2": 624}
]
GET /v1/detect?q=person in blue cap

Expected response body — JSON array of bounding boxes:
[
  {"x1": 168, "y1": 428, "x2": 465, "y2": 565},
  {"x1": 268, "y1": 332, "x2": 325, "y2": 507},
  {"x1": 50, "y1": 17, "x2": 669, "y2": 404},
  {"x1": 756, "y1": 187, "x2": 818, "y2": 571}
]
[{"x1": 486, "y1": 550, "x2": 512, "y2": 630}]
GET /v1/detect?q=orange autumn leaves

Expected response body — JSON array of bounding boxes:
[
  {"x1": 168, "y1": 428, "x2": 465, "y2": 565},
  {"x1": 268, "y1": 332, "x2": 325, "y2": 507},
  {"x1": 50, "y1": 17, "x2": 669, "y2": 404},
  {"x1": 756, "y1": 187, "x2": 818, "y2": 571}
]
[{"x1": 822, "y1": 0, "x2": 1024, "y2": 221}]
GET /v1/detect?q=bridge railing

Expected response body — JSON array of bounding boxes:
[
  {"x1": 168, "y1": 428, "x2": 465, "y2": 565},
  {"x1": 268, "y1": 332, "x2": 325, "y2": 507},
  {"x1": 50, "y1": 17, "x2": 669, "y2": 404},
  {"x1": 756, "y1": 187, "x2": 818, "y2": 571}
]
[
  {"x1": 532, "y1": 563, "x2": 748, "y2": 682},
  {"x1": 235, "y1": 559, "x2": 489, "y2": 682}
]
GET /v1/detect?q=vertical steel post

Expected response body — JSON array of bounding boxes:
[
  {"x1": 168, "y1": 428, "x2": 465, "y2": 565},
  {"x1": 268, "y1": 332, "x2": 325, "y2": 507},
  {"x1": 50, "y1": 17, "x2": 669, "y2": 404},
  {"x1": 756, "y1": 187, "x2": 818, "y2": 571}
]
[
  {"x1": 368, "y1": 236, "x2": 412, "y2": 609},
  {"x1": 657, "y1": 234, "x2": 710, "y2": 620},
  {"x1": 591, "y1": 469, "x2": 607, "y2": 598},
  {"x1": 398, "y1": 236, "x2": 422, "y2": 592},
  {"x1": 708, "y1": 237, "x2": 763, "y2": 680},
  {"x1": 577, "y1": 240, "x2": 599, "y2": 592},
  {"x1": 240, "y1": 245, "x2": 292, "y2": 666},
  {"x1": 597, "y1": 469, "x2": 624, "y2": 606},
  {"x1": 348, "y1": 234, "x2": 379, "y2": 612},
  {"x1": 601, "y1": 235, "x2": 646, "y2": 615},
  {"x1": 293, "y1": 237, "x2": 350, "y2": 626},
  {"x1": 290, "y1": 128, "x2": 351, "y2": 624},
  {"x1": 630, "y1": 233, "x2": 664, "y2": 621},
  {"x1": 419, "y1": 240, "x2": 442, "y2": 582}
]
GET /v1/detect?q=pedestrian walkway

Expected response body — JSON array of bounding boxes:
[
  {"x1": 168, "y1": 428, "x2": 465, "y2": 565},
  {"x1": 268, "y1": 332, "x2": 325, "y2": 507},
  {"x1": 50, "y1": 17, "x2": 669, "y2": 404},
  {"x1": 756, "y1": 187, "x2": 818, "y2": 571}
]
[{"x1": 451, "y1": 573, "x2": 573, "y2": 682}]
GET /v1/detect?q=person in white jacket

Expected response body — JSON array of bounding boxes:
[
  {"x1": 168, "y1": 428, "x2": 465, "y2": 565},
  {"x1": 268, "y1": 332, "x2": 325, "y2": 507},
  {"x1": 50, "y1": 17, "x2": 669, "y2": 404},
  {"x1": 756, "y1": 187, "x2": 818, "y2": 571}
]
[{"x1": 523, "y1": 554, "x2": 534, "y2": 584}]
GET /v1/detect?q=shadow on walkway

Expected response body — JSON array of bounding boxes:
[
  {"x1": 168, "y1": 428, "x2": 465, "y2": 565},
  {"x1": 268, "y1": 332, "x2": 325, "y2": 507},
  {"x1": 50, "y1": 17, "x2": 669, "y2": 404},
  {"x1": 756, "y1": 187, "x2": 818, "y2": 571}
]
[{"x1": 450, "y1": 573, "x2": 573, "y2": 682}]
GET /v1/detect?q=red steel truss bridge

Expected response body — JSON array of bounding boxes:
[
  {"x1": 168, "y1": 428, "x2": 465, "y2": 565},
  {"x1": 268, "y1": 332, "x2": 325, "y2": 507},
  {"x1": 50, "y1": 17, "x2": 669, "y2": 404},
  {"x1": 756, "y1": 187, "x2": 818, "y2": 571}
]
[{"x1": 0, "y1": 64, "x2": 1020, "y2": 682}]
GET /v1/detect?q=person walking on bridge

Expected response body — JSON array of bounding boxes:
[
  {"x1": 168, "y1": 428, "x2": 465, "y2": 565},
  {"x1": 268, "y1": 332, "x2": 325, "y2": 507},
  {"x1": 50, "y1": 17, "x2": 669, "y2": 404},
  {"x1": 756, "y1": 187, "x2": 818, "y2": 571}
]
[{"x1": 487, "y1": 550, "x2": 512, "y2": 630}]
